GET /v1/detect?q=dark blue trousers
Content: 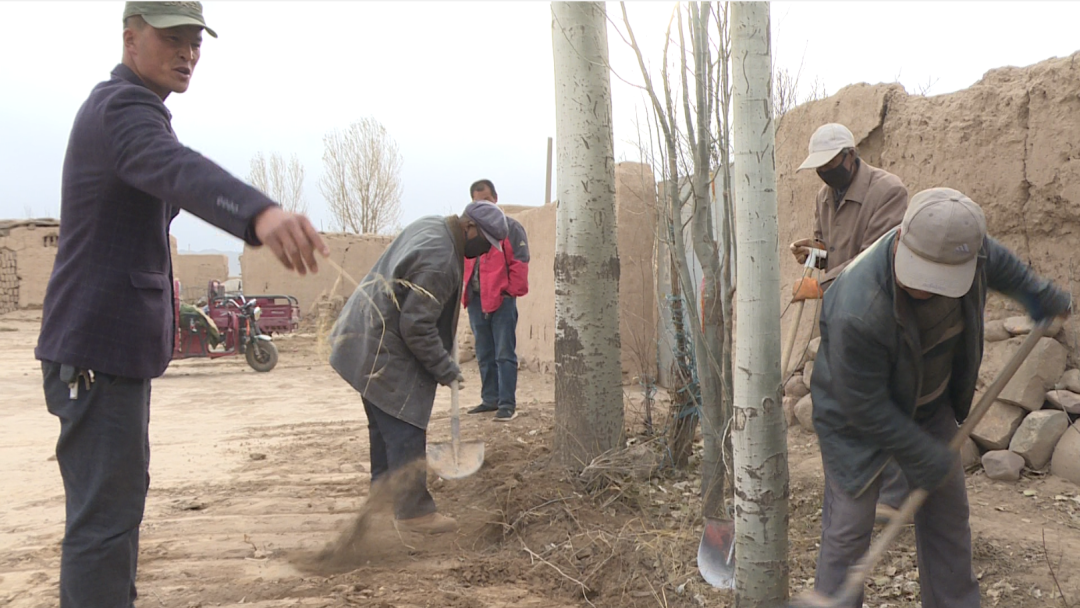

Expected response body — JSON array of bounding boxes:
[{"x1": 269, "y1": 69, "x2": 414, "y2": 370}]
[
  {"x1": 467, "y1": 292, "x2": 518, "y2": 411},
  {"x1": 362, "y1": 398, "x2": 436, "y2": 520},
  {"x1": 42, "y1": 361, "x2": 151, "y2": 608}
]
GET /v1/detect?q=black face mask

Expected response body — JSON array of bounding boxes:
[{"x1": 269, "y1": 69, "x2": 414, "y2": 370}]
[
  {"x1": 464, "y1": 234, "x2": 492, "y2": 258},
  {"x1": 817, "y1": 154, "x2": 855, "y2": 189}
]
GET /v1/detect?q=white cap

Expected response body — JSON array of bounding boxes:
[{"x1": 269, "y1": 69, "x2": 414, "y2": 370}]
[{"x1": 797, "y1": 123, "x2": 856, "y2": 171}]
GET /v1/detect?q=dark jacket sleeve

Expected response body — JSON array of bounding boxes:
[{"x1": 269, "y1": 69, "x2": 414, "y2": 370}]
[
  {"x1": 984, "y1": 237, "x2": 1072, "y2": 321},
  {"x1": 398, "y1": 270, "x2": 459, "y2": 385},
  {"x1": 825, "y1": 312, "x2": 957, "y2": 490},
  {"x1": 505, "y1": 219, "x2": 530, "y2": 298},
  {"x1": 103, "y1": 85, "x2": 277, "y2": 245}
]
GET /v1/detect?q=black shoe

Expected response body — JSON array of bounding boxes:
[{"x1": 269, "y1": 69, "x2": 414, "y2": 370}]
[
  {"x1": 494, "y1": 408, "x2": 518, "y2": 421},
  {"x1": 468, "y1": 403, "x2": 499, "y2": 414}
]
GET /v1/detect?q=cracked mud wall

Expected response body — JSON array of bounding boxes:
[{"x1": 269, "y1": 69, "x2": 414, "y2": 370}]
[{"x1": 777, "y1": 52, "x2": 1080, "y2": 364}]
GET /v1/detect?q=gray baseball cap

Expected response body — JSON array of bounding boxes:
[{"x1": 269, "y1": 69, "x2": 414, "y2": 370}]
[
  {"x1": 123, "y1": 2, "x2": 217, "y2": 38},
  {"x1": 894, "y1": 188, "x2": 987, "y2": 298},
  {"x1": 463, "y1": 201, "x2": 508, "y2": 251}
]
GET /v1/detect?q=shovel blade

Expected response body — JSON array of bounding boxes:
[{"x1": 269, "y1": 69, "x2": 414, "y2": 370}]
[
  {"x1": 427, "y1": 441, "x2": 485, "y2": 480},
  {"x1": 697, "y1": 516, "x2": 735, "y2": 589}
]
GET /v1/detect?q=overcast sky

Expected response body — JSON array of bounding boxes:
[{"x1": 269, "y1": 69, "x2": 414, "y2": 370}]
[{"x1": 1, "y1": 1, "x2": 1078, "y2": 253}]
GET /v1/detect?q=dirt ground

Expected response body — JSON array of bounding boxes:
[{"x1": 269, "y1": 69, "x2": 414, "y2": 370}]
[{"x1": 4, "y1": 309, "x2": 1080, "y2": 608}]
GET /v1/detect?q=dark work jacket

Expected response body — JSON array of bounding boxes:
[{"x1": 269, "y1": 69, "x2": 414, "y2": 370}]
[
  {"x1": 811, "y1": 228, "x2": 1071, "y2": 497},
  {"x1": 36, "y1": 64, "x2": 276, "y2": 379},
  {"x1": 328, "y1": 216, "x2": 465, "y2": 430}
]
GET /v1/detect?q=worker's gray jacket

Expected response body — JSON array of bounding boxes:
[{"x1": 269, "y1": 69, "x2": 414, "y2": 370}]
[
  {"x1": 329, "y1": 215, "x2": 464, "y2": 429},
  {"x1": 811, "y1": 228, "x2": 1070, "y2": 497}
]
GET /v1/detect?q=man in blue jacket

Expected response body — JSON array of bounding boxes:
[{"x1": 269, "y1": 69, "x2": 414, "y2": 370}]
[
  {"x1": 36, "y1": 3, "x2": 327, "y2": 606},
  {"x1": 810, "y1": 187, "x2": 1071, "y2": 608}
]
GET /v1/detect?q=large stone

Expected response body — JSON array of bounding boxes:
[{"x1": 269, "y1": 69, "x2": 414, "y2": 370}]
[
  {"x1": 784, "y1": 374, "x2": 809, "y2": 400},
  {"x1": 1056, "y1": 369, "x2": 1080, "y2": 393},
  {"x1": 972, "y1": 401, "x2": 1027, "y2": 450},
  {"x1": 1003, "y1": 316, "x2": 1035, "y2": 336},
  {"x1": 1046, "y1": 390, "x2": 1080, "y2": 414},
  {"x1": 998, "y1": 338, "x2": 1067, "y2": 411},
  {"x1": 1051, "y1": 429, "x2": 1080, "y2": 486},
  {"x1": 961, "y1": 438, "x2": 981, "y2": 471},
  {"x1": 1009, "y1": 410, "x2": 1069, "y2": 469},
  {"x1": 807, "y1": 337, "x2": 821, "y2": 361},
  {"x1": 802, "y1": 361, "x2": 814, "y2": 390},
  {"x1": 782, "y1": 396, "x2": 798, "y2": 428},
  {"x1": 981, "y1": 450, "x2": 1025, "y2": 481},
  {"x1": 984, "y1": 319, "x2": 1012, "y2": 342},
  {"x1": 794, "y1": 394, "x2": 815, "y2": 433}
]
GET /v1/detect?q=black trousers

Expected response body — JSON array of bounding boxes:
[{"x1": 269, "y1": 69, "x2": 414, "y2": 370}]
[
  {"x1": 362, "y1": 397, "x2": 436, "y2": 520},
  {"x1": 42, "y1": 361, "x2": 152, "y2": 608}
]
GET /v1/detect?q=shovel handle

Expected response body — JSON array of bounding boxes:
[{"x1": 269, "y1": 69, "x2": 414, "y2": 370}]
[
  {"x1": 781, "y1": 266, "x2": 816, "y2": 377},
  {"x1": 812, "y1": 319, "x2": 1051, "y2": 608},
  {"x1": 450, "y1": 341, "x2": 461, "y2": 467}
]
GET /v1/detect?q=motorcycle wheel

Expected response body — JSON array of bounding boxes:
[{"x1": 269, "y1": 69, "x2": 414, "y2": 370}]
[{"x1": 246, "y1": 340, "x2": 279, "y2": 372}]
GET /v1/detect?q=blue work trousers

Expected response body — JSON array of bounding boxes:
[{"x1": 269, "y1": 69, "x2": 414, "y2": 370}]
[{"x1": 467, "y1": 292, "x2": 518, "y2": 411}]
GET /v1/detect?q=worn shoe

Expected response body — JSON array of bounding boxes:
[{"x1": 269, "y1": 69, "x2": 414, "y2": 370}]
[
  {"x1": 494, "y1": 408, "x2": 518, "y2": 421},
  {"x1": 395, "y1": 512, "x2": 458, "y2": 534},
  {"x1": 468, "y1": 403, "x2": 499, "y2": 414}
]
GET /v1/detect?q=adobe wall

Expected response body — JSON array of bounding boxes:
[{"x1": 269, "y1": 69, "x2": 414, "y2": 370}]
[
  {"x1": 174, "y1": 254, "x2": 230, "y2": 303},
  {"x1": 511, "y1": 162, "x2": 658, "y2": 379},
  {"x1": 776, "y1": 52, "x2": 1080, "y2": 366},
  {"x1": 0, "y1": 220, "x2": 60, "y2": 312},
  {"x1": 241, "y1": 233, "x2": 395, "y2": 317}
]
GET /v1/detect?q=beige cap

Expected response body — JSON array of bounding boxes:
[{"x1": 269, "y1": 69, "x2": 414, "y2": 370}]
[
  {"x1": 797, "y1": 123, "x2": 855, "y2": 171},
  {"x1": 894, "y1": 188, "x2": 987, "y2": 298}
]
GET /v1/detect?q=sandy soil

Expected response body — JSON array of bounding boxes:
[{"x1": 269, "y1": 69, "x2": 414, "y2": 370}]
[{"x1": 3, "y1": 308, "x2": 1080, "y2": 608}]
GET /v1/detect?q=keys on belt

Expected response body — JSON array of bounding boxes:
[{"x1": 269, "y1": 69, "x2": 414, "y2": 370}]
[{"x1": 59, "y1": 364, "x2": 94, "y2": 400}]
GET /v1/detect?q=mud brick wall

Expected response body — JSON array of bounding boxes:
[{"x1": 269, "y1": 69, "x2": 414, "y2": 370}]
[
  {"x1": 0, "y1": 220, "x2": 60, "y2": 311},
  {"x1": 241, "y1": 233, "x2": 394, "y2": 317},
  {"x1": 0, "y1": 247, "x2": 16, "y2": 314},
  {"x1": 175, "y1": 254, "x2": 230, "y2": 303}
]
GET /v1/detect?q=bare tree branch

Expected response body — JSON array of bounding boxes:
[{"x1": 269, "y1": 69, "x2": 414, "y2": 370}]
[
  {"x1": 319, "y1": 117, "x2": 403, "y2": 235},
  {"x1": 249, "y1": 151, "x2": 308, "y2": 214}
]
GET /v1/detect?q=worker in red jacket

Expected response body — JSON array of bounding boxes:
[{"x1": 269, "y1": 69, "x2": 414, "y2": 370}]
[{"x1": 462, "y1": 180, "x2": 530, "y2": 421}]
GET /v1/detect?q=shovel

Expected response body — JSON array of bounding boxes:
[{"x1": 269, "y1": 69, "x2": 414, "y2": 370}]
[
  {"x1": 787, "y1": 318, "x2": 1052, "y2": 608},
  {"x1": 427, "y1": 342, "x2": 485, "y2": 480},
  {"x1": 698, "y1": 514, "x2": 736, "y2": 588},
  {"x1": 781, "y1": 247, "x2": 827, "y2": 378}
]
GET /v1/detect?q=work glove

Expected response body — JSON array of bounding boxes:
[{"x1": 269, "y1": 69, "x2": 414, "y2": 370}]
[
  {"x1": 1030, "y1": 283, "x2": 1072, "y2": 323},
  {"x1": 437, "y1": 362, "x2": 465, "y2": 388},
  {"x1": 909, "y1": 439, "x2": 959, "y2": 493},
  {"x1": 791, "y1": 277, "x2": 823, "y2": 302},
  {"x1": 790, "y1": 238, "x2": 827, "y2": 267}
]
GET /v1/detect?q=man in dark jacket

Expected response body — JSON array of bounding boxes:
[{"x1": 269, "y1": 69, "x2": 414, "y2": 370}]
[
  {"x1": 36, "y1": 4, "x2": 327, "y2": 607},
  {"x1": 810, "y1": 187, "x2": 1071, "y2": 608},
  {"x1": 329, "y1": 201, "x2": 508, "y2": 534},
  {"x1": 462, "y1": 180, "x2": 530, "y2": 421}
]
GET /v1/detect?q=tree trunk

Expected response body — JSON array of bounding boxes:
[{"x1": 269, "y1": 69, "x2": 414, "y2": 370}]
[
  {"x1": 550, "y1": 1, "x2": 624, "y2": 469},
  {"x1": 730, "y1": 2, "x2": 789, "y2": 606}
]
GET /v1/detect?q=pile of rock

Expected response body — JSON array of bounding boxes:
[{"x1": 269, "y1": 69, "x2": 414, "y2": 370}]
[{"x1": 781, "y1": 316, "x2": 1080, "y2": 487}]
